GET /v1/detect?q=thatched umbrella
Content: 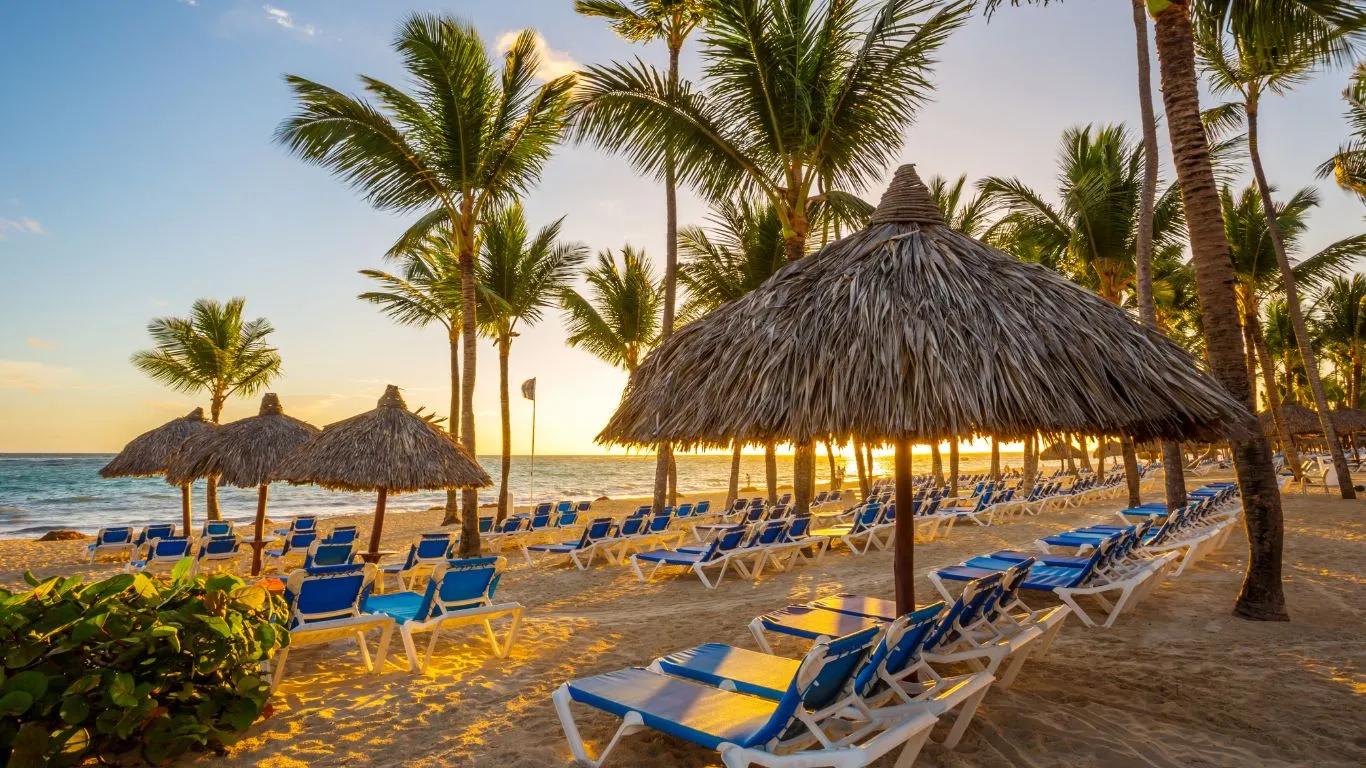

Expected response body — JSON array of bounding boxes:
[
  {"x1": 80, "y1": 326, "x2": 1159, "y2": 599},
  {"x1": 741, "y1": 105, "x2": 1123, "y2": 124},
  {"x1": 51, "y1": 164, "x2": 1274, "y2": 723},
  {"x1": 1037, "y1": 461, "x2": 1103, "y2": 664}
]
[
  {"x1": 1258, "y1": 403, "x2": 1322, "y2": 437},
  {"x1": 165, "y1": 394, "x2": 319, "y2": 574},
  {"x1": 273, "y1": 385, "x2": 491, "y2": 560},
  {"x1": 1330, "y1": 407, "x2": 1366, "y2": 434},
  {"x1": 1039, "y1": 441, "x2": 1084, "y2": 472},
  {"x1": 599, "y1": 164, "x2": 1251, "y2": 612},
  {"x1": 1092, "y1": 440, "x2": 1123, "y2": 458},
  {"x1": 100, "y1": 408, "x2": 216, "y2": 534}
]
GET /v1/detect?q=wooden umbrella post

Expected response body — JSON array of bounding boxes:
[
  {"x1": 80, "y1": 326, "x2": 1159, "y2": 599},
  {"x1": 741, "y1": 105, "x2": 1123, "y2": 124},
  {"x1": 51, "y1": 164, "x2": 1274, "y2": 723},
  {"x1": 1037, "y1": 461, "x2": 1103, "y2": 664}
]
[
  {"x1": 893, "y1": 437, "x2": 916, "y2": 615},
  {"x1": 367, "y1": 487, "x2": 388, "y2": 561},
  {"x1": 180, "y1": 483, "x2": 192, "y2": 537},
  {"x1": 251, "y1": 483, "x2": 269, "y2": 575}
]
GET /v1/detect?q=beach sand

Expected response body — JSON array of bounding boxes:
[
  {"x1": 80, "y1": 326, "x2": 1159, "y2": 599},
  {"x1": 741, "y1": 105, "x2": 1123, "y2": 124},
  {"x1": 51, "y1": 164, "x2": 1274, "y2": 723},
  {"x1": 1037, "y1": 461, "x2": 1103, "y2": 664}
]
[{"x1": 3, "y1": 477, "x2": 1364, "y2": 767}]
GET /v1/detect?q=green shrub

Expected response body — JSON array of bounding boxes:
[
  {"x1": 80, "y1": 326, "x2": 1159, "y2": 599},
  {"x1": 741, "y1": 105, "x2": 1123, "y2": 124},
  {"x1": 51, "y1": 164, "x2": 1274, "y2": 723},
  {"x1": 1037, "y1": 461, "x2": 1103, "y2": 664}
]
[{"x1": 0, "y1": 560, "x2": 289, "y2": 765}]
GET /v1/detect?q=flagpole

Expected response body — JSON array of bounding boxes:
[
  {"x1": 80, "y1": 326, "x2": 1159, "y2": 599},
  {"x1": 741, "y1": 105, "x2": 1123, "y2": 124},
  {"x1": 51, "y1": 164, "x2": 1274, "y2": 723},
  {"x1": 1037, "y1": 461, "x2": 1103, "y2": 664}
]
[{"x1": 529, "y1": 395, "x2": 536, "y2": 508}]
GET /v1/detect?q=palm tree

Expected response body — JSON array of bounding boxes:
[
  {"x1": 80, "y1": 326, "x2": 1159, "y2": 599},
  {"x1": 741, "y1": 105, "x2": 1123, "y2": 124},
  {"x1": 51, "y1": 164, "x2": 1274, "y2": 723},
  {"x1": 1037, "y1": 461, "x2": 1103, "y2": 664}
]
[
  {"x1": 1314, "y1": 275, "x2": 1366, "y2": 409},
  {"x1": 562, "y1": 246, "x2": 664, "y2": 376},
  {"x1": 575, "y1": 0, "x2": 708, "y2": 515},
  {"x1": 678, "y1": 196, "x2": 788, "y2": 507},
  {"x1": 276, "y1": 15, "x2": 576, "y2": 555},
  {"x1": 132, "y1": 297, "x2": 282, "y2": 521},
  {"x1": 359, "y1": 229, "x2": 466, "y2": 525},
  {"x1": 476, "y1": 204, "x2": 589, "y2": 523},
  {"x1": 1264, "y1": 298, "x2": 1307, "y2": 404},
  {"x1": 1197, "y1": 14, "x2": 1365, "y2": 499},
  {"x1": 573, "y1": 0, "x2": 970, "y2": 512},
  {"x1": 1318, "y1": 64, "x2": 1366, "y2": 201},
  {"x1": 982, "y1": 123, "x2": 1186, "y2": 505}
]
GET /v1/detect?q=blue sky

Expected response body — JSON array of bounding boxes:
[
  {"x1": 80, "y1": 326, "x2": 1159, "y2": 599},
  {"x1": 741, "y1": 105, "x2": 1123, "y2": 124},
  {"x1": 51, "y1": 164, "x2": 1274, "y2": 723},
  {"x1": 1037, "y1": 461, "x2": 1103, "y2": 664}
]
[{"x1": 1, "y1": 0, "x2": 1361, "y2": 454}]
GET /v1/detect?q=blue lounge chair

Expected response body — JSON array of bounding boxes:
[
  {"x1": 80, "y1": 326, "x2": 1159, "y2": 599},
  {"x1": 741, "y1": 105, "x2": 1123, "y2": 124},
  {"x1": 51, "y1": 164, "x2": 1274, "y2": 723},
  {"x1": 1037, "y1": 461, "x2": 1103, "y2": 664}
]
[
  {"x1": 302, "y1": 540, "x2": 357, "y2": 570},
  {"x1": 194, "y1": 534, "x2": 243, "y2": 573},
  {"x1": 629, "y1": 525, "x2": 749, "y2": 588},
  {"x1": 199, "y1": 520, "x2": 234, "y2": 538},
  {"x1": 809, "y1": 504, "x2": 883, "y2": 555},
  {"x1": 270, "y1": 563, "x2": 395, "y2": 689},
  {"x1": 262, "y1": 530, "x2": 318, "y2": 572},
  {"x1": 523, "y1": 517, "x2": 617, "y2": 569},
  {"x1": 128, "y1": 535, "x2": 192, "y2": 574},
  {"x1": 324, "y1": 525, "x2": 359, "y2": 544},
  {"x1": 553, "y1": 625, "x2": 938, "y2": 768},
  {"x1": 484, "y1": 516, "x2": 530, "y2": 552},
  {"x1": 754, "y1": 516, "x2": 826, "y2": 573},
  {"x1": 273, "y1": 515, "x2": 318, "y2": 537},
  {"x1": 379, "y1": 533, "x2": 455, "y2": 591},
  {"x1": 86, "y1": 526, "x2": 135, "y2": 563},
  {"x1": 135, "y1": 523, "x2": 177, "y2": 548},
  {"x1": 364, "y1": 557, "x2": 523, "y2": 672}
]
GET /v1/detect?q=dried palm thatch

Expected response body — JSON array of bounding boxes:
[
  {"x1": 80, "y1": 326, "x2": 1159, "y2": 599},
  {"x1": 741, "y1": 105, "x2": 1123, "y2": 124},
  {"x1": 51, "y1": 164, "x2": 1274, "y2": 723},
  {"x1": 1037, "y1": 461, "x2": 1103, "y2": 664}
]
[
  {"x1": 600, "y1": 164, "x2": 1252, "y2": 612},
  {"x1": 1330, "y1": 407, "x2": 1366, "y2": 434},
  {"x1": 1040, "y1": 442, "x2": 1084, "y2": 462},
  {"x1": 1092, "y1": 440, "x2": 1124, "y2": 458},
  {"x1": 1259, "y1": 403, "x2": 1322, "y2": 436},
  {"x1": 274, "y1": 385, "x2": 490, "y2": 557},
  {"x1": 165, "y1": 394, "x2": 319, "y2": 574},
  {"x1": 99, "y1": 408, "x2": 216, "y2": 534}
]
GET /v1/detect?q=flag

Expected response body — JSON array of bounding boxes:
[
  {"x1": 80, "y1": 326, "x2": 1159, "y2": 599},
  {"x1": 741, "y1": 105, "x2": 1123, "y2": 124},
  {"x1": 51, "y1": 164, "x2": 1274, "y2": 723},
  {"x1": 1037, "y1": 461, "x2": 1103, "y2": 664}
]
[{"x1": 521, "y1": 378, "x2": 536, "y2": 401}]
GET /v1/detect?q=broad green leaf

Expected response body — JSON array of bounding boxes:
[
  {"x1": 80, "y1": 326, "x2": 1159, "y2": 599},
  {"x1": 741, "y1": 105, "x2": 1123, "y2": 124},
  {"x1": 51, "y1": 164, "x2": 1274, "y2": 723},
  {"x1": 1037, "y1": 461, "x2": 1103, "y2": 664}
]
[
  {"x1": 59, "y1": 694, "x2": 89, "y2": 724},
  {"x1": 0, "y1": 689, "x2": 34, "y2": 715}
]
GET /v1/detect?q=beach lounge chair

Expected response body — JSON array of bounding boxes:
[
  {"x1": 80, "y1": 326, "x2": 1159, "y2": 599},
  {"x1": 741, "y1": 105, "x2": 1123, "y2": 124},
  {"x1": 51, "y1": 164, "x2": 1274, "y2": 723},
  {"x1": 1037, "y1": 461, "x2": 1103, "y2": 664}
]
[
  {"x1": 754, "y1": 516, "x2": 827, "y2": 573},
  {"x1": 629, "y1": 525, "x2": 749, "y2": 588},
  {"x1": 608, "y1": 511, "x2": 686, "y2": 562},
  {"x1": 262, "y1": 530, "x2": 318, "y2": 572},
  {"x1": 127, "y1": 535, "x2": 192, "y2": 574},
  {"x1": 809, "y1": 504, "x2": 883, "y2": 555},
  {"x1": 194, "y1": 534, "x2": 243, "y2": 573},
  {"x1": 364, "y1": 556, "x2": 523, "y2": 672},
  {"x1": 724, "y1": 519, "x2": 793, "y2": 580},
  {"x1": 199, "y1": 520, "x2": 234, "y2": 538},
  {"x1": 270, "y1": 563, "x2": 395, "y2": 689},
  {"x1": 484, "y1": 516, "x2": 530, "y2": 552},
  {"x1": 273, "y1": 515, "x2": 318, "y2": 537},
  {"x1": 379, "y1": 533, "x2": 455, "y2": 591},
  {"x1": 86, "y1": 526, "x2": 135, "y2": 563},
  {"x1": 523, "y1": 517, "x2": 617, "y2": 569},
  {"x1": 553, "y1": 625, "x2": 939, "y2": 768},
  {"x1": 324, "y1": 525, "x2": 359, "y2": 544},
  {"x1": 135, "y1": 523, "x2": 177, "y2": 548},
  {"x1": 301, "y1": 540, "x2": 357, "y2": 569}
]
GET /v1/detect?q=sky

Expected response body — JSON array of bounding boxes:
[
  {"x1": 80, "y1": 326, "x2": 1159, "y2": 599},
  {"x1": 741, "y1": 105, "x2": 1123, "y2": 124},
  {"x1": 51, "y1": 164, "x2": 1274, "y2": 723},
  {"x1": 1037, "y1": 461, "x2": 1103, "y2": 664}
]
[{"x1": 1, "y1": 0, "x2": 1362, "y2": 455}]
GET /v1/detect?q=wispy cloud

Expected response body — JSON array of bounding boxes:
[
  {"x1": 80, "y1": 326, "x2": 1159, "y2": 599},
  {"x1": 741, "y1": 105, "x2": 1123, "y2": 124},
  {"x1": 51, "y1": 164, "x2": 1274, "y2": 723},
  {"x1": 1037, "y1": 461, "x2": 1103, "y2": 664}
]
[
  {"x1": 494, "y1": 31, "x2": 580, "y2": 82},
  {"x1": 0, "y1": 217, "x2": 43, "y2": 240},
  {"x1": 0, "y1": 360, "x2": 72, "y2": 393},
  {"x1": 25, "y1": 337, "x2": 53, "y2": 351},
  {"x1": 176, "y1": 0, "x2": 199, "y2": 6},
  {"x1": 263, "y1": 5, "x2": 315, "y2": 37}
]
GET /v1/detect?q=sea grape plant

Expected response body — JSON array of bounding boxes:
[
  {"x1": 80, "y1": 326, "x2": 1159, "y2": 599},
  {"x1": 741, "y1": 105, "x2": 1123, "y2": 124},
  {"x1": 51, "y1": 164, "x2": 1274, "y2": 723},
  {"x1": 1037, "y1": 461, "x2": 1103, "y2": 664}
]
[{"x1": 0, "y1": 560, "x2": 289, "y2": 765}]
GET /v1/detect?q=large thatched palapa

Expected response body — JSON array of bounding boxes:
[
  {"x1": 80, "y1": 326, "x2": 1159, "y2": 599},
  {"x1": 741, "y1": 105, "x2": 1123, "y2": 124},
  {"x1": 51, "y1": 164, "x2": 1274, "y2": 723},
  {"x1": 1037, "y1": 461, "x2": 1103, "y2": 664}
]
[
  {"x1": 166, "y1": 393, "x2": 319, "y2": 573},
  {"x1": 600, "y1": 164, "x2": 1251, "y2": 611},
  {"x1": 273, "y1": 385, "x2": 490, "y2": 558},
  {"x1": 99, "y1": 407, "x2": 216, "y2": 534}
]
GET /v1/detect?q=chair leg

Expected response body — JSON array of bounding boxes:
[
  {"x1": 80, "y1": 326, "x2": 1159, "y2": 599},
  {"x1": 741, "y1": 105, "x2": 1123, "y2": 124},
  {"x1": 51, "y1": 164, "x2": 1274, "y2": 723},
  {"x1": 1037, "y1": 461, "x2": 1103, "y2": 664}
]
[
  {"x1": 939, "y1": 681, "x2": 992, "y2": 750},
  {"x1": 400, "y1": 627, "x2": 421, "y2": 673},
  {"x1": 356, "y1": 631, "x2": 375, "y2": 671},
  {"x1": 269, "y1": 647, "x2": 291, "y2": 691}
]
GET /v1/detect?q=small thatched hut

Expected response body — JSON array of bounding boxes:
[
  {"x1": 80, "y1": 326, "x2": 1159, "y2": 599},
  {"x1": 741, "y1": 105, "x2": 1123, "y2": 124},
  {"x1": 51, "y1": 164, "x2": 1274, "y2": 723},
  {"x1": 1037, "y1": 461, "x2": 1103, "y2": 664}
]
[
  {"x1": 1259, "y1": 403, "x2": 1323, "y2": 437},
  {"x1": 273, "y1": 385, "x2": 491, "y2": 558},
  {"x1": 100, "y1": 407, "x2": 216, "y2": 534},
  {"x1": 166, "y1": 394, "x2": 319, "y2": 573},
  {"x1": 599, "y1": 164, "x2": 1251, "y2": 612},
  {"x1": 1330, "y1": 407, "x2": 1366, "y2": 434}
]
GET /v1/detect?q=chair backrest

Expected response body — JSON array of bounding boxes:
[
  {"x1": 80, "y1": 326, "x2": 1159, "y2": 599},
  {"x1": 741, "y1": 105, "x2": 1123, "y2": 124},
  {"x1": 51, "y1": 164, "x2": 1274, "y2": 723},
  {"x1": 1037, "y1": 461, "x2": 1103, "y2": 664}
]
[
  {"x1": 406, "y1": 533, "x2": 455, "y2": 566},
  {"x1": 619, "y1": 515, "x2": 647, "y2": 537},
  {"x1": 201, "y1": 520, "x2": 234, "y2": 537},
  {"x1": 557, "y1": 508, "x2": 579, "y2": 527},
  {"x1": 292, "y1": 517, "x2": 318, "y2": 533},
  {"x1": 925, "y1": 572, "x2": 1002, "y2": 650},
  {"x1": 576, "y1": 501, "x2": 592, "y2": 513},
  {"x1": 747, "y1": 519, "x2": 786, "y2": 548},
  {"x1": 147, "y1": 535, "x2": 191, "y2": 561},
  {"x1": 694, "y1": 500, "x2": 710, "y2": 516},
  {"x1": 852, "y1": 503, "x2": 881, "y2": 532},
  {"x1": 533, "y1": 502, "x2": 553, "y2": 517},
  {"x1": 854, "y1": 602, "x2": 946, "y2": 697},
  {"x1": 676, "y1": 503, "x2": 694, "y2": 518},
  {"x1": 198, "y1": 535, "x2": 241, "y2": 558},
  {"x1": 707, "y1": 525, "x2": 749, "y2": 558},
  {"x1": 285, "y1": 563, "x2": 374, "y2": 627},
  {"x1": 497, "y1": 517, "x2": 526, "y2": 534},
  {"x1": 729, "y1": 498, "x2": 747, "y2": 514},
  {"x1": 578, "y1": 517, "x2": 616, "y2": 547},
  {"x1": 303, "y1": 541, "x2": 355, "y2": 569},
  {"x1": 555, "y1": 501, "x2": 574, "y2": 516},
  {"x1": 647, "y1": 512, "x2": 673, "y2": 533},
  {"x1": 325, "y1": 525, "x2": 358, "y2": 544},
  {"x1": 411, "y1": 557, "x2": 506, "y2": 620},
  {"x1": 478, "y1": 516, "x2": 495, "y2": 534},
  {"x1": 138, "y1": 524, "x2": 177, "y2": 545},
  {"x1": 754, "y1": 626, "x2": 881, "y2": 746},
  {"x1": 783, "y1": 516, "x2": 811, "y2": 540},
  {"x1": 778, "y1": 493, "x2": 792, "y2": 506},
  {"x1": 283, "y1": 530, "x2": 318, "y2": 554},
  {"x1": 530, "y1": 508, "x2": 554, "y2": 529},
  {"x1": 97, "y1": 527, "x2": 134, "y2": 545},
  {"x1": 982, "y1": 559, "x2": 1034, "y2": 623}
]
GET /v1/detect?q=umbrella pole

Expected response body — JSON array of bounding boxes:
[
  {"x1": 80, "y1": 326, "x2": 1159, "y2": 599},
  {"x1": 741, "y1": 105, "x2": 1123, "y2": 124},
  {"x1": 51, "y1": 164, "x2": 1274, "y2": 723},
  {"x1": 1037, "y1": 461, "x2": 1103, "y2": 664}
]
[
  {"x1": 180, "y1": 483, "x2": 192, "y2": 537},
  {"x1": 368, "y1": 487, "x2": 388, "y2": 559},
  {"x1": 893, "y1": 437, "x2": 915, "y2": 615},
  {"x1": 251, "y1": 483, "x2": 269, "y2": 576}
]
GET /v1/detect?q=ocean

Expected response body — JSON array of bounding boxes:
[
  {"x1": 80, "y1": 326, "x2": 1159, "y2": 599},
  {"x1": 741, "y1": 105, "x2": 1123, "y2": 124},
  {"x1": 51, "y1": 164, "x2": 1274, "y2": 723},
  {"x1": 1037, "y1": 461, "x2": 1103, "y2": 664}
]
[{"x1": 0, "y1": 451, "x2": 1027, "y2": 537}]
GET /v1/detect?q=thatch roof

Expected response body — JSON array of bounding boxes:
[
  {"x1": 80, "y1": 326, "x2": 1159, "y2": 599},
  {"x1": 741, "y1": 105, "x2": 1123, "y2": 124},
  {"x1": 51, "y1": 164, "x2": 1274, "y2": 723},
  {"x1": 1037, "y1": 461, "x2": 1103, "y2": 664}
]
[
  {"x1": 273, "y1": 385, "x2": 490, "y2": 492},
  {"x1": 165, "y1": 394, "x2": 320, "y2": 488},
  {"x1": 599, "y1": 165, "x2": 1251, "y2": 448},
  {"x1": 99, "y1": 408, "x2": 216, "y2": 479},
  {"x1": 1259, "y1": 403, "x2": 1323, "y2": 436},
  {"x1": 1092, "y1": 440, "x2": 1123, "y2": 457},
  {"x1": 1330, "y1": 407, "x2": 1366, "y2": 433},
  {"x1": 1040, "y1": 442, "x2": 1084, "y2": 461}
]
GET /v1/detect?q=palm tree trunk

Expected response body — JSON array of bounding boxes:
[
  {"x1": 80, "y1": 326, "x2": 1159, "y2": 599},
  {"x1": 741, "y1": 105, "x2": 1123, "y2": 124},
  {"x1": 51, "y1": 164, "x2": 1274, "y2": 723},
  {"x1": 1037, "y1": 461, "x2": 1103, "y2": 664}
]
[
  {"x1": 206, "y1": 393, "x2": 224, "y2": 521},
  {"x1": 825, "y1": 440, "x2": 839, "y2": 491},
  {"x1": 853, "y1": 439, "x2": 869, "y2": 498},
  {"x1": 864, "y1": 442, "x2": 874, "y2": 482},
  {"x1": 893, "y1": 437, "x2": 916, "y2": 614},
  {"x1": 457, "y1": 204, "x2": 481, "y2": 557},
  {"x1": 1077, "y1": 435, "x2": 1092, "y2": 472},
  {"x1": 794, "y1": 441, "x2": 814, "y2": 514},
  {"x1": 1246, "y1": 96, "x2": 1355, "y2": 499},
  {"x1": 930, "y1": 444, "x2": 944, "y2": 486},
  {"x1": 652, "y1": 42, "x2": 683, "y2": 516},
  {"x1": 496, "y1": 335, "x2": 513, "y2": 525},
  {"x1": 764, "y1": 444, "x2": 778, "y2": 505},
  {"x1": 668, "y1": 452, "x2": 678, "y2": 506},
  {"x1": 726, "y1": 440, "x2": 742, "y2": 508},
  {"x1": 1022, "y1": 433, "x2": 1038, "y2": 491},
  {"x1": 1250, "y1": 313, "x2": 1305, "y2": 481},
  {"x1": 1121, "y1": 435, "x2": 1141, "y2": 505},
  {"x1": 1241, "y1": 318, "x2": 1260, "y2": 398},
  {"x1": 948, "y1": 440, "x2": 960, "y2": 498},
  {"x1": 443, "y1": 328, "x2": 461, "y2": 526},
  {"x1": 989, "y1": 437, "x2": 1000, "y2": 481},
  {"x1": 1152, "y1": 1, "x2": 1287, "y2": 621}
]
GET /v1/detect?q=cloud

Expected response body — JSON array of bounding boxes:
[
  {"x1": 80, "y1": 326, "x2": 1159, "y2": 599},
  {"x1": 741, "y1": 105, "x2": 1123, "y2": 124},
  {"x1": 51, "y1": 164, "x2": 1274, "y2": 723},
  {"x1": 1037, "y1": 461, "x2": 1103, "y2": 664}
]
[
  {"x1": 263, "y1": 5, "x2": 315, "y2": 37},
  {"x1": 0, "y1": 360, "x2": 72, "y2": 393},
  {"x1": 0, "y1": 217, "x2": 43, "y2": 240},
  {"x1": 177, "y1": 0, "x2": 199, "y2": 6},
  {"x1": 494, "y1": 31, "x2": 580, "y2": 81},
  {"x1": 25, "y1": 337, "x2": 53, "y2": 350}
]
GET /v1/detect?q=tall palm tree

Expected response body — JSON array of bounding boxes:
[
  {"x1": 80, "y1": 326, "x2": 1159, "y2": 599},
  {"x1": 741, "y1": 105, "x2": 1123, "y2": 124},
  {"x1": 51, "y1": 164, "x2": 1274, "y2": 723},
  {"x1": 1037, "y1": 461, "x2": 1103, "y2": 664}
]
[
  {"x1": 276, "y1": 15, "x2": 576, "y2": 555},
  {"x1": 1197, "y1": 14, "x2": 1365, "y2": 499},
  {"x1": 359, "y1": 229, "x2": 466, "y2": 525},
  {"x1": 575, "y1": 0, "x2": 708, "y2": 514},
  {"x1": 1318, "y1": 64, "x2": 1366, "y2": 201},
  {"x1": 573, "y1": 0, "x2": 970, "y2": 512},
  {"x1": 1264, "y1": 298, "x2": 1307, "y2": 405},
  {"x1": 132, "y1": 297, "x2": 282, "y2": 521},
  {"x1": 477, "y1": 205, "x2": 589, "y2": 523},
  {"x1": 678, "y1": 196, "x2": 788, "y2": 507},
  {"x1": 562, "y1": 246, "x2": 664, "y2": 376},
  {"x1": 1314, "y1": 275, "x2": 1366, "y2": 409},
  {"x1": 982, "y1": 123, "x2": 1186, "y2": 505}
]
